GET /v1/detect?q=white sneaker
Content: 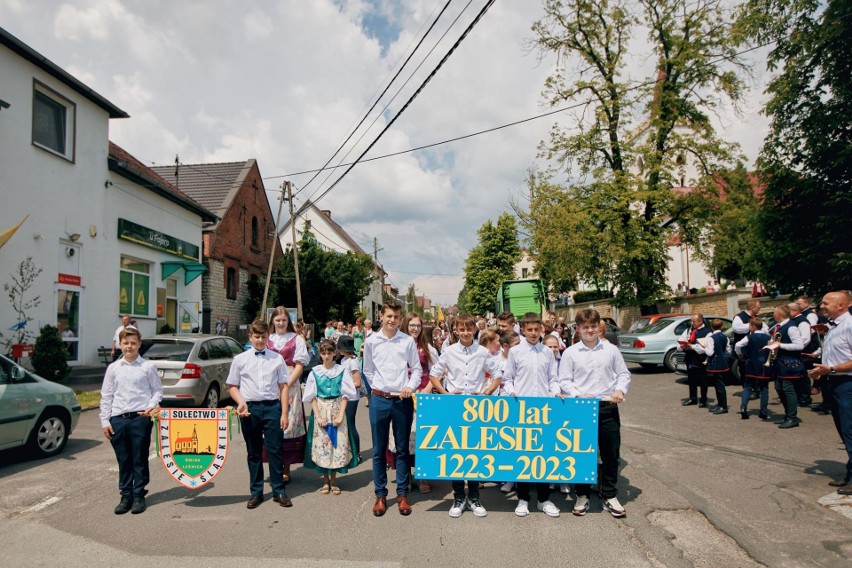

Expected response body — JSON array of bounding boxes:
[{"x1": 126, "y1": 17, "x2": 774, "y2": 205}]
[
  {"x1": 466, "y1": 497, "x2": 487, "y2": 517},
  {"x1": 514, "y1": 499, "x2": 529, "y2": 517},
  {"x1": 500, "y1": 482, "x2": 514, "y2": 493},
  {"x1": 449, "y1": 499, "x2": 465, "y2": 518},
  {"x1": 537, "y1": 500, "x2": 560, "y2": 518},
  {"x1": 560, "y1": 483, "x2": 571, "y2": 494},
  {"x1": 572, "y1": 495, "x2": 589, "y2": 516},
  {"x1": 603, "y1": 497, "x2": 626, "y2": 518}
]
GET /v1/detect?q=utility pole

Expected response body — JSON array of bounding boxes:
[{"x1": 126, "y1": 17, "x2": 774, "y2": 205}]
[
  {"x1": 261, "y1": 182, "x2": 286, "y2": 318},
  {"x1": 373, "y1": 237, "x2": 384, "y2": 320},
  {"x1": 286, "y1": 181, "x2": 304, "y2": 321}
]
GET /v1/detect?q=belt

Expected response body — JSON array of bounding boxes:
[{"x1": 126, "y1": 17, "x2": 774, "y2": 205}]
[
  {"x1": 372, "y1": 389, "x2": 401, "y2": 399},
  {"x1": 246, "y1": 399, "x2": 281, "y2": 405},
  {"x1": 113, "y1": 411, "x2": 145, "y2": 419},
  {"x1": 599, "y1": 401, "x2": 617, "y2": 408}
]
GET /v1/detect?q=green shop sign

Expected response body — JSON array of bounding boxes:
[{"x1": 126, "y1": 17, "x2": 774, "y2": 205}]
[{"x1": 117, "y1": 218, "x2": 200, "y2": 261}]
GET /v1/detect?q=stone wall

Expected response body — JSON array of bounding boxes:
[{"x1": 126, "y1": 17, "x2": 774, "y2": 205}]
[{"x1": 204, "y1": 260, "x2": 251, "y2": 338}]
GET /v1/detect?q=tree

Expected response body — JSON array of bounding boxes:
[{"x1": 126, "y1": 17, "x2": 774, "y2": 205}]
[
  {"x1": 458, "y1": 213, "x2": 520, "y2": 315},
  {"x1": 739, "y1": 0, "x2": 852, "y2": 294},
  {"x1": 0, "y1": 257, "x2": 42, "y2": 353},
  {"x1": 524, "y1": 0, "x2": 748, "y2": 310},
  {"x1": 271, "y1": 235, "x2": 375, "y2": 325},
  {"x1": 31, "y1": 324, "x2": 70, "y2": 381}
]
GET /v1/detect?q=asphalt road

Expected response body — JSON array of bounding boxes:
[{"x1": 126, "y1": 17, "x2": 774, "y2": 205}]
[{"x1": 2, "y1": 367, "x2": 850, "y2": 567}]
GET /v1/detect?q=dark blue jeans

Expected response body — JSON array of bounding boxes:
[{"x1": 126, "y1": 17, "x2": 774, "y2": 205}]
[
  {"x1": 825, "y1": 377, "x2": 852, "y2": 482},
  {"x1": 110, "y1": 413, "x2": 153, "y2": 497},
  {"x1": 741, "y1": 380, "x2": 769, "y2": 414},
  {"x1": 241, "y1": 400, "x2": 286, "y2": 497},
  {"x1": 346, "y1": 399, "x2": 360, "y2": 458},
  {"x1": 369, "y1": 394, "x2": 413, "y2": 497}
]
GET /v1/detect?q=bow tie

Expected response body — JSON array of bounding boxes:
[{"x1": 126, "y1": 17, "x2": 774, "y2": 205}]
[
  {"x1": 255, "y1": 350, "x2": 266, "y2": 356},
  {"x1": 828, "y1": 319, "x2": 837, "y2": 327}
]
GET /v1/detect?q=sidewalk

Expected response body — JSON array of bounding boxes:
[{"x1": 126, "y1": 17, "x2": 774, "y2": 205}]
[{"x1": 64, "y1": 365, "x2": 106, "y2": 392}]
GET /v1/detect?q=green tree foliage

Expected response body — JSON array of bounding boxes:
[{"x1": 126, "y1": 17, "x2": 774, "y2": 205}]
[
  {"x1": 31, "y1": 325, "x2": 70, "y2": 381},
  {"x1": 523, "y1": 0, "x2": 747, "y2": 309},
  {"x1": 739, "y1": 0, "x2": 852, "y2": 294},
  {"x1": 458, "y1": 213, "x2": 520, "y2": 315},
  {"x1": 272, "y1": 236, "x2": 375, "y2": 325}
]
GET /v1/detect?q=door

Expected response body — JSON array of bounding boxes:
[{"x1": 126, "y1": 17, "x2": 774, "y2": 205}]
[{"x1": 56, "y1": 286, "x2": 81, "y2": 365}]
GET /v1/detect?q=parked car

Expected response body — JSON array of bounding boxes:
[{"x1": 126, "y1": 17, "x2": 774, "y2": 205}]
[
  {"x1": 0, "y1": 352, "x2": 81, "y2": 458},
  {"x1": 602, "y1": 317, "x2": 621, "y2": 344},
  {"x1": 618, "y1": 315, "x2": 733, "y2": 372},
  {"x1": 140, "y1": 334, "x2": 244, "y2": 408},
  {"x1": 627, "y1": 313, "x2": 691, "y2": 333}
]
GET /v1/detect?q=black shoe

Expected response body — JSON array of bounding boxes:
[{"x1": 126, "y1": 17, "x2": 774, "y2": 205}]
[
  {"x1": 774, "y1": 418, "x2": 787, "y2": 425},
  {"x1": 816, "y1": 407, "x2": 831, "y2": 415},
  {"x1": 246, "y1": 495, "x2": 264, "y2": 509},
  {"x1": 778, "y1": 419, "x2": 799, "y2": 429},
  {"x1": 273, "y1": 493, "x2": 293, "y2": 507},
  {"x1": 711, "y1": 407, "x2": 728, "y2": 415},
  {"x1": 740, "y1": 410, "x2": 749, "y2": 420},
  {"x1": 708, "y1": 406, "x2": 719, "y2": 412},
  {"x1": 758, "y1": 412, "x2": 768, "y2": 421},
  {"x1": 114, "y1": 496, "x2": 133, "y2": 515},
  {"x1": 828, "y1": 480, "x2": 849, "y2": 488},
  {"x1": 682, "y1": 399, "x2": 698, "y2": 406},
  {"x1": 836, "y1": 486, "x2": 852, "y2": 496},
  {"x1": 698, "y1": 401, "x2": 708, "y2": 409},
  {"x1": 130, "y1": 496, "x2": 146, "y2": 514},
  {"x1": 798, "y1": 398, "x2": 812, "y2": 407}
]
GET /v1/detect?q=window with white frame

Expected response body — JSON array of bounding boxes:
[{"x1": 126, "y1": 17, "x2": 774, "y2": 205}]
[
  {"x1": 32, "y1": 81, "x2": 75, "y2": 161},
  {"x1": 119, "y1": 256, "x2": 150, "y2": 317}
]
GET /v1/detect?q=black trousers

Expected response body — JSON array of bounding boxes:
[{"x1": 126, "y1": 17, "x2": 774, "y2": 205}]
[
  {"x1": 575, "y1": 404, "x2": 621, "y2": 499},
  {"x1": 687, "y1": 366, "x2": 708, "y2": 403},
  {"x1": 775, "y1": 378, "x2": 799, "y2": 420},
  {"x1": 452, "y1": 480, "x2": 480, "y2": 500},
  {"x1": 707, "y1": 371, "x2": 728, "y2": 408},
  {"x1": 109, "y1": 413, "x2": 153, "y2": 498},
  {"x1": 516, "y1": 482, "x2": 550, "y2": 503}
]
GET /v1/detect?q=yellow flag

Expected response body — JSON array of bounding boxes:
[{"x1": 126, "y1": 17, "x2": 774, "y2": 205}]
[
  {"x1": 0, "y1": 214, "x2": 29, "y2": 250},
  {"x1": 436, "y1": 305, "x2": 445, "y2": 323}
]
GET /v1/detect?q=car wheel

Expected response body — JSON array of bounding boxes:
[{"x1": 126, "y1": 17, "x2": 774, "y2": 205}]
[
  {"x1": 638, "y1": 363, "x2": 658, "y2": 370},
  {"x1": 203, "y1": 384, "x2": 220, "y2": 408},
  {"x1": 28, "y1": 411, "x2": 69, "y2": 458},
  {"x1": 663, "y1": 349, "x2": 678, "y2": 372}
]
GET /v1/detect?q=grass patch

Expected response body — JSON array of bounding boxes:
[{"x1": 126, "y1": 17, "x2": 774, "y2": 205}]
[{"x1": 75, "y1": 390, "x2": 101, "y2": 408}]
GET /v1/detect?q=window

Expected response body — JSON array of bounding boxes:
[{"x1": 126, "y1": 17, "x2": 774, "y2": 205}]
[
  {"x1": 32, "y1": 81, "x2": 75, "y2": 160},
  {"x1": 119, "y1": 257, "x2": 150, "y2": 317},
  {"x1": 251, "y1": 217, "x2": 259, "y2": 247},
  {"x1": 226, "y1": 267, "x2": 237, "y2": 299},
  {"x1": 522, "y1": 268, "x2": 529, "y2": 278}
]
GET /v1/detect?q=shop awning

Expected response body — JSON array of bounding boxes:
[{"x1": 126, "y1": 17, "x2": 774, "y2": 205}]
[{"x1": 161, "y1": 261, "x2": 207, "y2": 285}]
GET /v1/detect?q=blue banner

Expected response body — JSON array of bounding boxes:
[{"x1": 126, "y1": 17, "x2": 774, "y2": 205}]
[{"x1": 414, "y1": 394, "x2": 599, "y2": 484}]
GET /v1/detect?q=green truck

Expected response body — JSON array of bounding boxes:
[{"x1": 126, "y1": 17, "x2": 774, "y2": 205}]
[{"x1": 495, "y1": 279, "x2": 547, "y2": 318}]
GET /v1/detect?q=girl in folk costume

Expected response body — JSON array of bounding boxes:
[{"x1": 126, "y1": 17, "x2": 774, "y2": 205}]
[
  {"x1": 303, "y1": 340, "x2": 358, "y2": 494},
  {"x1": 387, "y1": 313, "x2": 438, "y2": 493},
  {"x1": 267, "y1": 306, "x2": 311, "y2": 481}
]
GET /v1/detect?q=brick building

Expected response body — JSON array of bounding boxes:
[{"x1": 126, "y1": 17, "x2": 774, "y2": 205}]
[{"x1": 152, "y1": 160, "x2": 282, "y2": 335}]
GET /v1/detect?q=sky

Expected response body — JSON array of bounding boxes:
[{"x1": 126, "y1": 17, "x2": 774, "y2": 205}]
[{"x1": 1, "y1": 0, "x2": 772, "y2": 306}]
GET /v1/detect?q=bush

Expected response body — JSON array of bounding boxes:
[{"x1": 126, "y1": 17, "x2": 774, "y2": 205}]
[
  {"x1": 572, "y1": 290, "x2": 614, "y2": 304},
  {"x1": 159, "y1": 324, "x2": 176, "y2": 334},
  {"x1": 31, "y1": 325, "x2": 70, "y2": 381}
]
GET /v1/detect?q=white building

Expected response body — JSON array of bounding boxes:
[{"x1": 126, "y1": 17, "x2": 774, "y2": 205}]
[{"x1": 0, "y1": 28, "x2": 215, "y2": 366}]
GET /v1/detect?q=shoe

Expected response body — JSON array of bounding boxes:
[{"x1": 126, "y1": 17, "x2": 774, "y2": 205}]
[
  {"x1": 740, "y1": 410, "x2": 749, "y2": 420},
  {"x1": 419, "y1": 481, "x2": 431, "y2": 493},
  {"x1": 537, "y1": 500, "x2": 560, "y2": 518},
  {"x1": 560, "y1": 484, "x2": 571, "y2": 494},
  {"x1": 114, "y1": 496, "x2": 133, "y2": 515},
  {"x1": 778, "y1": 419, "x2": 799, "y2": 429},
  {"x1": 246, "y1": 495, "x2": 264, "y2": 509},
  {"x1": 130, "y1": 496, "x2": 146, "y2": 514},
  {"x1": 500, "y1": 482, "x2": 514, "y2": 493},
  {"x1": 449, "y1": 498, "x2": 465, "y2": 518},
  {"x1": 515, "y1": 499, "x2": 529, "y2": 517},
  {"x1": 711, "y1": 407, "x2": 728, "y2": 415},
  {"x1": 467, "y1": 497, "x2": 487, "y2": 517},
  {"x1": 774, "y1": 418, "x2": 787, "y2": 425},
  {"x1": 273, "y1": 493, "x2": 293, "y2": 507},
  {"x1": 372, "y1": 496, "x2": 387, "y2": 517},
  {"x1": 682, "y1": 399, "x2": 698, "y2": 406},
  {"x1": 828, "y1": 480, "x2": 849, "y2": 488},
  {"x1": 837, "y1": 487, "x2": 852, "y2": 496},
  {"x1": 603, "y1": 497, "x2": 626, "y2": 518},
  {"x1": 572, "y1": 495, "x2": 589, "y2": 516},
  {"x1": 758, "y1": 412, "x2": 768, "y2": 421},
  {"x1": 708, "y1": 406, "x2": 720, "y2": 412},
  {"x1": 798, "y1": 398, "x2": 812, "y2": 407},
  {"x1": 698, "y1": 401, "x2": 708, "y2": 409},
  {"x1": 816, "y1": 407, "x2": 831, "y2": 416},
  {"x1": 397, "y1": 495, "x2": 412, "y2": 516}
]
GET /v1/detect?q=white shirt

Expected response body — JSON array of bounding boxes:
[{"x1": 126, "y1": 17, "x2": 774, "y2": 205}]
[
  {"x1": 343, "y1": 356, "x2": 361, "y2": 401},
  {"x1": 226, "y1": 349, "x2": 288, "y2": 402},
  {"x1": 501, "y1": 340, "x2": 560, "y2": 397},
  {"x1": 677, "y1": 325, "x2": 713, "y2": 356},
  {"x1": 775, "y1": 319, "x2": 805, "y2": 351},
  {"x1": 363, "y1": 329, "x2": 422, "y2": 393},
  {"x1": 793, "y1": 317, "x2": 811, "y2": 350},
  {"x1": 732, "y1": 312, "x2": 756, "y2": 335},
  {"x1": 734, "y1": 330, "x2": 770, "y2": 356},
  {"x1": 823, "y1": 312, "x2": 852, "y2": 371},
  {"x1": 430, "y1": 341, "x2": 503, "y2": 394},
  {"x1": 302, "y1": 363, "x2": 357, "y2": 403},
  {"x1": 99, "y1": 356, "x2": 163, "y2": 428},
  {"x1": 558, "y1": 339, "x2": 631, "y2": 399}
]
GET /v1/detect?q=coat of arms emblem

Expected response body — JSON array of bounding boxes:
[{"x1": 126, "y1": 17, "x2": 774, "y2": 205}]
[{"x1": 158, "y1": 408, "x2": 231, "y2": 489}]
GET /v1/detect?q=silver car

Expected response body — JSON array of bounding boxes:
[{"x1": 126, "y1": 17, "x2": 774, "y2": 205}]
[
  {"x1": 0, "y1": 352, "x2": 81, "y2": 458},
  {"x1": 140, "y1": 335, "x2": 243, "y2": 408},
  {"x1": 618, "y1": 316, "x2": 732, "y2": 372}
]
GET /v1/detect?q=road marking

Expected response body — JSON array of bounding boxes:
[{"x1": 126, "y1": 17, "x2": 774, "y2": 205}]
[{"x1": 20, "y1": 496, "x2": 61, "y2": 515}]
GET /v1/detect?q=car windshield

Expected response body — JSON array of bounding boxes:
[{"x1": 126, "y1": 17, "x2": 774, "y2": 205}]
[
  {"x1": 141, "y1": 341, "x2": 193, "y2": 361},
  {"x1": 628, "y1": 318, "x2": 652, "y2": 332},
  {"x1": 641, "y1": 318, "x2": 680, "y2": 334}
]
